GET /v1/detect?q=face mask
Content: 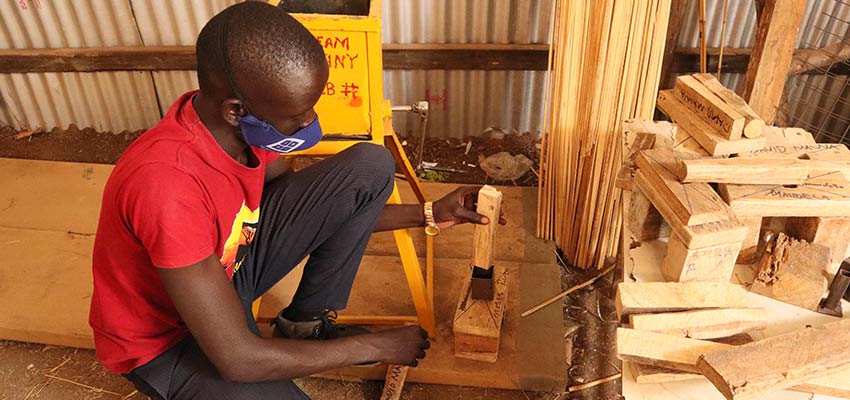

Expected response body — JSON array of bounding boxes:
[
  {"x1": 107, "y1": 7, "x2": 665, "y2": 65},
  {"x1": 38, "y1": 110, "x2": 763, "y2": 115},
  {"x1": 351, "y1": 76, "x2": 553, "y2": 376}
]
[{"x1": 236, "y1": 114, "x2": 323, "y2": 154}]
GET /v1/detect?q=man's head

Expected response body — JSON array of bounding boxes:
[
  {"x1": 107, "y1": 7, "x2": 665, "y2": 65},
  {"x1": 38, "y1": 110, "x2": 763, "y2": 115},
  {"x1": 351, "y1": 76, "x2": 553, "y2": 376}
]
[{"x1": 196, "y1": 2, "x2": 328, "y2": 135}]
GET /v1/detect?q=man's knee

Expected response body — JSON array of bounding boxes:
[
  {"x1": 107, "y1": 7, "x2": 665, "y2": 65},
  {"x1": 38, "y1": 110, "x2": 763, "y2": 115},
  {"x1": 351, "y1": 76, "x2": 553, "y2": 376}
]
[{"x1": 344, "y1": 143, "x2": 395, "y2": 187}]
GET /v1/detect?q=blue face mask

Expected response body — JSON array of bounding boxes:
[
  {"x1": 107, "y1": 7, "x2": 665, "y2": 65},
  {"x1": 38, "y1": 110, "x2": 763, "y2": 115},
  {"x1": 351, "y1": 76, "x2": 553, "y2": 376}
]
[{"x1": 236, "y1": 114, "x2": 323, "y2": 154}]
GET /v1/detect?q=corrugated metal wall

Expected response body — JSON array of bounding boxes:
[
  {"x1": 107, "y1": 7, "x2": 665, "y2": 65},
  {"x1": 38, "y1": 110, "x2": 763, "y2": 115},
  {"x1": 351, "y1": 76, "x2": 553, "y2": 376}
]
[{"x1": 2, "y1": 0, "x2": 849, "y2": 142}]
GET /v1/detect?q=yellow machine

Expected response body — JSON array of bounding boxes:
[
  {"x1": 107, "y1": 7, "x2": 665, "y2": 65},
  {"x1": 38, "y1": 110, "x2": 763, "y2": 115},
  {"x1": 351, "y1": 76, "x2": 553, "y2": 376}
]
[{"x1": 255, "y1": 0, "x2": 437, "y2": 335}]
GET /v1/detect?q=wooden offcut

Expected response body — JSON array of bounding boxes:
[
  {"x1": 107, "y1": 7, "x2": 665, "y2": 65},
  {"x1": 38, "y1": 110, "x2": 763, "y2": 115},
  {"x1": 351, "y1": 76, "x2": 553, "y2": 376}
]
[
  {"x1": 661, "y1": 233, "x2": 742, "y2": 283},
  {"x1": 634, "y1": 170, "x2": 748, "y2": 248},
  {"x1": 697, "y1": 318, "x2": 850, "y2": 400},
  {"x1": 616, "y1": 130, "x2": 657, "y2": 191},
  {"x1": 736, "y1": 216, "x2": 762, "y2": 265},
  {"x1": 630, "y1": 333, "x2": 755, "y2": 384},
  {"x1": 615, "y1": 282, "x2": 748, "y2": 321},
  {"x1": 628, "y1": 308, "x2": 767, "y2": 339},
  {"x1": 627, "y1": 187, "x2": 670, "y2": 242},
  {"x1": 741, "y1": 0, "x2": 808, "y2": 124},
  {"x1": 471, "y1": 186, "x2": 502, "y2": 270},
  {"x1": 676, "y1": 158, "x2": 810, "y2": 185},
  {"x1": 691, "y1": 73, "x2": 765, "y2": 138},
  {"x1": 453, "y1": 265, "x2": 509, "y2": 362},
  {"x1": 718, "y1": 171, "x2": 850, "y2": 217},
  {"x1": 635, "y1": 148, "x2": 732, "y2": 226},
  {"x1": 617, "y1": 328, "x2": 731, "y2": 373},
  {"x1": 657, "y1": 90, "x2": 766, "y2": 156},
  {"x1": 750, "y1": 232, "x2": 830, "y2": 311},
  {"x1": 380, "y1": 365, "x2": 409, "y2": 400},
  {"x1": 786, "y1": 217, "x2": 850, "y2": 271},
  {"x1": 673, "y1": 75, "x2": 744, "y2": 140}
]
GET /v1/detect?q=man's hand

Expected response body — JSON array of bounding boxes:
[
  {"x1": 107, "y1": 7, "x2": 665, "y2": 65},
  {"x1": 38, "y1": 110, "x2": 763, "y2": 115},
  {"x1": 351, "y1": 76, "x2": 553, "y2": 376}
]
[
  {"x1": 366, "y1": 325, "x2": 430, "y2": 367},
  {"x1": 432, "y1": 186, "x2": 507, "y2": 229}
]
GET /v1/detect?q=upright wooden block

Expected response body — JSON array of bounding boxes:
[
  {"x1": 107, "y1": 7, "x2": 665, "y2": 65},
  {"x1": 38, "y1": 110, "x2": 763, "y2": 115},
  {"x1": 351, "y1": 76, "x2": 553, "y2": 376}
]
[
  {"x1": 662, "y1": 233, "x2": 741, "y2": 282},
  {"x1": 615, "y1": 282, "x2": 748, "y2": 321},
  {"x1": 627, "y1": 187, "x2": 670, "y2": 242},
  {"x1": 737, "y1": 216, "x2": 762, "y2": 265},
  {"x1": 454, "y1": 185, "x2": 506, "y2": 362},
  {"x1": 697, "y1": 318, "x2": 850, "y2": 400},
  {"x1": 786, "y1": 217, "x2": 850, "y2": 273},
  {"x1": 750, "y1": 233, "x2": 830, "y2": 311},
  {"x1": 673, "y1": 75, "x2": 745, "y2": 140}
]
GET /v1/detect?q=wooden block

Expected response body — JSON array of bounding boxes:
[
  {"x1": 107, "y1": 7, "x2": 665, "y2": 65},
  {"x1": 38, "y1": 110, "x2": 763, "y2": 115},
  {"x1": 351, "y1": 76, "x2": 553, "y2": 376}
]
[
  {"x1": 629, "y1": 308, "x2": 767, "y2": 339},
  {"x1": 616, "y1": 131, "x2": 657, "y2": 191},
  {"x1": 472, "y1": 185, "x2": 502, "y2": 269},
  {"x1": 453, "y1": 265, "x2": 509, "y2": 362},
  {"x1": 662, "y1": 233, "x2": 742, "y2": 282},
  {"x1": 657, "y1": 90, "x2": 766, "y2": 156},
  {"x1": 615, "y1": 282, "x2": 748, "y2": 321},
  {"x1": 630, "y1": 334, "x2": 756, "y2": 384},
  {"x1": 635, "y1": 170, "x2": 748, "y2": 248},
  {"x1": 380, "y1": 365, "x2": 409, "y2": 400},
  {"x1": 692, "y1": 73, "x2": 765, "y2": 138},
  {"x1": 635, "y1": 148, "x2": 732, "y2": 226},
  {"x1": 617, "y1": 328, "x2": 731, "y2": 373},
  {"x1": 676, "y1": 158, "x2": 810, "y2": 185},
  {"x1": 736, "y1": 217, "x2": 762, "y2": 265},
  {"x1": 795, "y1": 368, "x2": 850, "y2": 399},
  {"x1": 627, "y1": 186, "x2": 670, "y2": 242},
  {"x1": 718, "y1": 171, "x2": 850, "y2": 217},
  {"x1": 786, "y1": 217, "x2": 850, "y2": 272},
  {"x1": 673, "y1": 75, "x2": 745, "y2": 140},
  {"x1": 697, "y1": 318, "x2": 850, "y2": 400},
  {"x1": 750, "y1": 232, "x2": 830, "y2": 311}
]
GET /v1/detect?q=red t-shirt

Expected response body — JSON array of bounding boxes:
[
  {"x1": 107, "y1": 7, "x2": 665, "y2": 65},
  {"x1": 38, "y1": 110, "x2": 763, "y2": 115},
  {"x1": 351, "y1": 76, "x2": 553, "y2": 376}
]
[{"x1": 89, "y1": 91, "x2": 278, "y2": 373}]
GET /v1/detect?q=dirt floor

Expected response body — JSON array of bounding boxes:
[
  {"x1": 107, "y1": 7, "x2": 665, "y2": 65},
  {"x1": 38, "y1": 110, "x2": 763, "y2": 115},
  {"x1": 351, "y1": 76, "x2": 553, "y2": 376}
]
[{"x1": 0, "y1": 126, "x2": 616, "y2": 399}]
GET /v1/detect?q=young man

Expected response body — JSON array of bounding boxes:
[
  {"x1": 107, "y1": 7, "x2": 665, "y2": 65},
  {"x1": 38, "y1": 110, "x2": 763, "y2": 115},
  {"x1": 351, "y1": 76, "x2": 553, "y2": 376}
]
[{"x1": 89, "y1": 3, "x2": 502, "y2": 399}]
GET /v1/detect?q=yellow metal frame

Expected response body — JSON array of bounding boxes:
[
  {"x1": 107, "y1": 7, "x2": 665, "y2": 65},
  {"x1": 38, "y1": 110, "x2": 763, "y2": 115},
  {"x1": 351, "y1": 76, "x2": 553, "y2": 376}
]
[{"x1": 253, "y1": 0, "x2": 437, "y2": 336}]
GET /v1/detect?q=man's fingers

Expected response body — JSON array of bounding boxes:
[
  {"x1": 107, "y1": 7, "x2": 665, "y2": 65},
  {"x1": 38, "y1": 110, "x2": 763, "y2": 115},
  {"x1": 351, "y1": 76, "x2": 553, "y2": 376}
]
[
  {"x1": 416, "y1": 349, "x2": 426, "y2": 359},
  {"x1": 455, "y1": 208, "x2": 487, "y2": 224}
]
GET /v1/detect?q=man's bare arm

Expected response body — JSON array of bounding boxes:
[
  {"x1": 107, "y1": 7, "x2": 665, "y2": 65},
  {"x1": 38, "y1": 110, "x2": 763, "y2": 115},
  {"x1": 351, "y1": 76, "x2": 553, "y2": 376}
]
[{"x1": 157, "y1": 254, "x2": 428, "y2": 382}]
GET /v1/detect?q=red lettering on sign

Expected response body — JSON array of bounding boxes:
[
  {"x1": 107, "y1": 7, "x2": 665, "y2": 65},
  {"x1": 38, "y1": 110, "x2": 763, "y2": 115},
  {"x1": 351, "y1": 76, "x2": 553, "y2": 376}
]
[{"x1": 324, "y1": 82, "x2": 336, "y2": 96}]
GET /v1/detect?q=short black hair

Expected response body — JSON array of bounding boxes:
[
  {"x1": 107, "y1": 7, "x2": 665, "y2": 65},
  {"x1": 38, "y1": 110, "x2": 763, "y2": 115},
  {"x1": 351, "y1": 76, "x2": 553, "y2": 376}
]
[{"x1": 195, "y1": 2, "x2": 326, "y2": 96}]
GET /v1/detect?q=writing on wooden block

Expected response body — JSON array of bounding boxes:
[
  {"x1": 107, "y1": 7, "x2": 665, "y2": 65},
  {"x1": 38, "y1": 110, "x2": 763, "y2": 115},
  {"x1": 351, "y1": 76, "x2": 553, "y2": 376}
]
[
  {"x1": 662, "y1": 233, "x2": 742, "y2": 283},
  {"x1": 380, "y1": 365, "x2": 409, "y2": 400},
  {"x1": 718, "y1": 171, "x2": 850, "y2": 217},
  {"x1": 634, "y1": 170, "x2": 747, "y2": 249},
  {"x1": 657, "y1": 90, "x2": 766, "y2": 156},
  {"x1": 615, "y1": 281, "x2": 748, "y2": 321},
  {"x1": 697, "y1": 319, "x2": 850, "y2": 400},
  {"x1": 635, "y1": 148, "x2": 732, "y2": 226},
  {"x1": 673, "y1": 75, "x2": 745, "y2": 140},
  {"x1": 692, "y1": 73, "x2": 765, "y2": 138},
  {"x1": 629, "y1": 308, "x2": 767, "y2": 339},
  {"x1": 750, "y1": 232, "x2": 829, "y2": 311},
  {"x1": 453, "y1": 265, "x2": 508, "y2": 362}
]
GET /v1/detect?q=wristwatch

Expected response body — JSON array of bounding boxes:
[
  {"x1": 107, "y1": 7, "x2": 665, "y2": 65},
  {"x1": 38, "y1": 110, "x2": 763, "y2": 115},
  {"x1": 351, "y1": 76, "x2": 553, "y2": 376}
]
[{"x1": 424, "y1": 201, "x2": 441, "y2": 236}]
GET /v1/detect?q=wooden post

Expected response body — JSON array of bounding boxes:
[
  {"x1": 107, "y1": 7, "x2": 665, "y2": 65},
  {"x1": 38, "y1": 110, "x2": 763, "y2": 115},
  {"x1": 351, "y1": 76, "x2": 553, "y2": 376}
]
[
  {"x1": 659, "y1": 0, "x2": 687, "y2": 90},
  {"x1": 741, "y1": 0, "x2": 807, "y2": 124}
]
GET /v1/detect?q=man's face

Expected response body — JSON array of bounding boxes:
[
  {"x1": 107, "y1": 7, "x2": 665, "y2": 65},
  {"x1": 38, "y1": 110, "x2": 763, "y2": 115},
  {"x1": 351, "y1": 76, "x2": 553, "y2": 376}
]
[{"x1": 233, "y1": 62, "x2": 329, "y2": 135}]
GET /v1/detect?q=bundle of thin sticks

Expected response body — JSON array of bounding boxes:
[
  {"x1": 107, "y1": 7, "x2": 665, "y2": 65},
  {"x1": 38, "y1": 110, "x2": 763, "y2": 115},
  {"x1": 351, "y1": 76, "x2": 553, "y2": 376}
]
[{"x1": 538, "y1": 0, "x2": 672, "y2": 269}]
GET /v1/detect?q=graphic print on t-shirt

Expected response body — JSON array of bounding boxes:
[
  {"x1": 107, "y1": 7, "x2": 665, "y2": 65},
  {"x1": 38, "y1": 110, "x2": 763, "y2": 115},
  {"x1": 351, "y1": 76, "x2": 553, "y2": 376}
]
[{"x1": 220, "y1": 202, "x2": 260, "y2": 277}]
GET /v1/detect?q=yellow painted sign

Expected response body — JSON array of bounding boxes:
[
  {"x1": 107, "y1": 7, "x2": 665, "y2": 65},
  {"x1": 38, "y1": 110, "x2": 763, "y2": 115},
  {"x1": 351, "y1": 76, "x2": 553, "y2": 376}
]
[{"x1": 311, "y1": 30, "x2": 371, "y2": 135}]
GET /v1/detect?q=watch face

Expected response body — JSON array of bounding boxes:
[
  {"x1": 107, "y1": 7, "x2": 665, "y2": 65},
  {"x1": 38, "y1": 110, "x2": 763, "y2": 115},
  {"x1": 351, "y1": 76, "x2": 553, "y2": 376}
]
[{"x1": 425, "y1": 225, "x2": 440, "y2": 236}]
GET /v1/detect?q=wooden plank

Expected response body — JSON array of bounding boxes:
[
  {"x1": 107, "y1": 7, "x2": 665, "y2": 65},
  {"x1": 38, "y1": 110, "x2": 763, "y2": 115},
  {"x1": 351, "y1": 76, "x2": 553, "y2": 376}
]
[
  {"x1": 615, "y1": 282, "x2": 748, "y2": 321},
  {"x1": 736, "y1": 216, "x2": 762, "y2": 265},
  {"x1": 741, "y1": 0, "x2": 808, "y2": 124},
  {"x1": 380, "y1": 365, "x2": 409, "y2": 400},
  {"x1": 634, "y1": 170, "x2": 748, "y2": 248},
  {"x1": 453, "y1": 265, "x2": 509, "y2": 362},
  {"x1": 629, "y1": 308, "x2": 767, "y2": 339},
  {"x1": 673, "y1": 75, "x2": 745, "y2": 140},
  {"x1": 630, "y1": 334, "x2": 756, "y2": 384},
  {"x1": 659, "y1": 0, "x2": 688, "y2": 90},
  {"x1": 697, "y1": 318, "x2": 850, "y2": 400},
  {"x1": 617, "y1": 328, "x2": 731, "y2": 373},
  {"x1": 786, "y1": 217, "x2": 850, "y2": 272},
  {"x1": 661, "y1": 233, "x2": 742, "y2": 283},
  {"x1": 657, "y1": 90, "x2": 766, "y2": 156},
  {"x1": 0, "y1": 45, "x2": 550, "y2": 73},
  {"x1": 750, "y1": 233, "x2": 830, "y2": 311},
  {"x1": 718, "y1": 171, "x2": 850, "y2": 217},
  {"x1": 676, "y1": 158, "x2": 810, "y2": 185},
  {"x1": 635, "y1": 148, "x2": 732, "y2": 226},
  {"x1": 472, "y1": 186, "x2": 502, "y2": 270},
  {"x1": 627, "y1": 187, "x2": 670, "y2": 242},
  {"x1": 691, "y1": 73, "x2": 765, "y2": 138}
]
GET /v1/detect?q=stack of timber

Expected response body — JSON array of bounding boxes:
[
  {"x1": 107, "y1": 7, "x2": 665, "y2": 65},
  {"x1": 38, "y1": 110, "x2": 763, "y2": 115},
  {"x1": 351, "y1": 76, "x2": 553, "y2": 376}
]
[
  {"x1": 616, "y1": 282, "x2": 850, "y2": 399},
  {"x1": 537, "y1": 0, "x2": 673, "y2": 269}
]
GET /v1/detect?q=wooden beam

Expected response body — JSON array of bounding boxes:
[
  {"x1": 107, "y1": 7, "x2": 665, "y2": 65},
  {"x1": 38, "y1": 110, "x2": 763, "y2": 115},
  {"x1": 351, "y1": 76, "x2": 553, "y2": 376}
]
[
  {"x1": 676, "y1": 158, "x2": 811, "y2": 185},
  {"x1": 628, "y1": 308, "x2": 767, "y2": 339},
  {"x1": 634, "y1": 148, "x2": 733, "y2": 226},
  {"x1": 742, "y1": 0, "x2": 808, "y2": 124},
  {"x1": 673, "y1": 75, "x2": 745, "y2": 140},
  {"x1": 697, "y1": 318, "x2": 850, "y2": 400},
  {"x1": 615, "y1": 282, "x2": 748, "y2": 322},
  {"x1": 657, "y1": 90, "x2": 766, "y2": 156},
  {"x1": 0, "y1": 44, "x2": 550, "y2": 73},
  {"x1": 718, "y1": 171, "x2": 850, "y2": 218},
  {"x1": 788, "y1": 41, "x2": 850, "y2": 75},
  {"x1": 617, "y1": 328, "x2": 732, "y2": 373},
  {"x1": 675, "y1": 47, "x2": 850, "y2": 76},
  {"x1": 659, "y1": 0, "x2": 688, "y2": 90}
]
